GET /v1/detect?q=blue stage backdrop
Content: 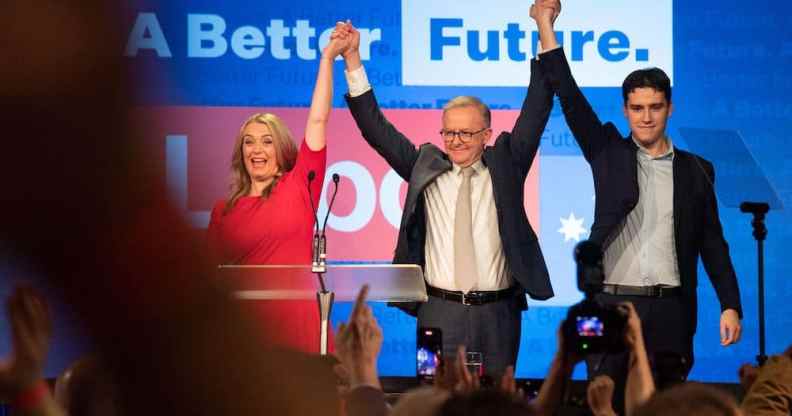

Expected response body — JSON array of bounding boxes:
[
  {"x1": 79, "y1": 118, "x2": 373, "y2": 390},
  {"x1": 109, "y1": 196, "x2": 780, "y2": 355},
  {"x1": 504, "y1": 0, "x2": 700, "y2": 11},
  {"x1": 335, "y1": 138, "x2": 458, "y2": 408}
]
[{"x1": 2, "y1": 0, "x2": 791, "y2": 383}]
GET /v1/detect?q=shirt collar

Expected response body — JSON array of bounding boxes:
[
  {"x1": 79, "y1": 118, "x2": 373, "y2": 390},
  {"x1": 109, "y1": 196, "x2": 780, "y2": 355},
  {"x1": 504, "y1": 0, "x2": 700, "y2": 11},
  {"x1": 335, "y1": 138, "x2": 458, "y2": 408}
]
[
  {"x1": 451, "y1": 158, "x2": 486, "y2": 175},
  {"x1": 632, "y1": 135, "x2": 675, "y2": 160}
]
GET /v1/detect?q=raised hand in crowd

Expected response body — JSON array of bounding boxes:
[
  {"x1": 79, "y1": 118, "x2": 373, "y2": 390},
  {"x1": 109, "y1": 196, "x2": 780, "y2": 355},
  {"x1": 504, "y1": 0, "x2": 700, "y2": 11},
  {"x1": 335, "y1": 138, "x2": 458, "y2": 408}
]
[
  {"x1": 531, "y1": 325, "x2": 583, "y2": 416},
  {"x1": 0, "y1": 285, "x2": 64, "y2": 416},
  {"x1": 587, "y1": 375, "x2": 617, "y2": 416},
  {"x1": 621, "y1": 301, "x2": 655, "y2": 416},
  {"x1": 334, "y1": 284, "x2": 383, "y2": 390},
  {"x1": 434, "y1": 346, "x2": 481, "y2": 393}
]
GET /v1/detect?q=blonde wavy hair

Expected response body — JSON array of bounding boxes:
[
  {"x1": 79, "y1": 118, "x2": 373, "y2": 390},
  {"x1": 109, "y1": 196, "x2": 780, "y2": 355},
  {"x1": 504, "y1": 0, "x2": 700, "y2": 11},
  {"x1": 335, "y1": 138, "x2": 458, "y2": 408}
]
[{"x1": 224, "y1": 113, "x2": 298, "y2": 214}]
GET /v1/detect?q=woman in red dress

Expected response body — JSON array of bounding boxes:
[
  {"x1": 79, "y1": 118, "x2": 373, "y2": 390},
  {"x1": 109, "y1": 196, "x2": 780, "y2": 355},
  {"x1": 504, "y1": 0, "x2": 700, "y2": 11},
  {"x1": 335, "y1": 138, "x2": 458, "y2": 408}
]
[{"x1": 207, "y1": 33, "x2": 347, "y2": 353}]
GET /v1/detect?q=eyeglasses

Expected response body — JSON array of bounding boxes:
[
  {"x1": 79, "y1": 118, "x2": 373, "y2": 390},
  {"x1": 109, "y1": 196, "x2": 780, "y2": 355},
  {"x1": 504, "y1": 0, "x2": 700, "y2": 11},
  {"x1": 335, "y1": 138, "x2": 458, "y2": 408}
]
[{"x1": 439, "y1": 127, "x2": 489, "y2": 143}]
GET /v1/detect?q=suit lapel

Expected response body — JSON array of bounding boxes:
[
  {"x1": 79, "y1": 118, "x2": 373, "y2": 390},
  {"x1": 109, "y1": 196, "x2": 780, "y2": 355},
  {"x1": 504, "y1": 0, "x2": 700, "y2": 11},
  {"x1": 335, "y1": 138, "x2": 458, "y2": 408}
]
[{"x1": 404, "y1": 145, "x2": 451, "y2": 217}]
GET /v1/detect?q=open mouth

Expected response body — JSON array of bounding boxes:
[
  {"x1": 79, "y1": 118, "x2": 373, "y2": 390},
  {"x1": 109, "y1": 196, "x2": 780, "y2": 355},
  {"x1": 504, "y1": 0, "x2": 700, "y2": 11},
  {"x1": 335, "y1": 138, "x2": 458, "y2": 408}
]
[{"x1": 250, "y1": 157, "x2": 268, "y2": 168}]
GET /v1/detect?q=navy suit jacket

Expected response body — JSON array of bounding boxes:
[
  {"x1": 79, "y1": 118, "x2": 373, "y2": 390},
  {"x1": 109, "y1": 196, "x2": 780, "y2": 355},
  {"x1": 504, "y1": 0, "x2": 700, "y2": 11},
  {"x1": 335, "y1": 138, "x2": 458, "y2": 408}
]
[
  {"x1": 345, "y1": 58, "x2": 555, "y2": 315},
  {"x1": 538, "y1": 48, "x2": 742, "y2": 334}
]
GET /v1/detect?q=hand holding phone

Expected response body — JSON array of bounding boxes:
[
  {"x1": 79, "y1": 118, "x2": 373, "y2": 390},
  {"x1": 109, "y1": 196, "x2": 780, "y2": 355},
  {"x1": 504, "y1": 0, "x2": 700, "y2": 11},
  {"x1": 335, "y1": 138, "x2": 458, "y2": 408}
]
[{"x1": 417, "y1": 327, "x2": 442, "y2": 382}]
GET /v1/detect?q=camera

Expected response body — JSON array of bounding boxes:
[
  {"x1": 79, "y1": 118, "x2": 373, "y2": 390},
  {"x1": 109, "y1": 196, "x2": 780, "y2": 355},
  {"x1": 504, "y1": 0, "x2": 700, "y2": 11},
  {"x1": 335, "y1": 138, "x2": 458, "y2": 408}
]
[{"x1": 562, "y1": 240, "x2": 627, "y2": 355}]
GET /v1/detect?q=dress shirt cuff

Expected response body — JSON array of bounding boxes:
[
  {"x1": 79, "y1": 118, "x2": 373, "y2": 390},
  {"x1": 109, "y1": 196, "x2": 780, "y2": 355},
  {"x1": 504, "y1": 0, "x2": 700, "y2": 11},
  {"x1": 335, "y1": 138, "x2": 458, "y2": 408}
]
[
  {"x1": 536, "y1": 43, "x2": 561, "y2": 60},
  {"x1": 345, "y1": 65, "x2": 372, "y2": 97}
]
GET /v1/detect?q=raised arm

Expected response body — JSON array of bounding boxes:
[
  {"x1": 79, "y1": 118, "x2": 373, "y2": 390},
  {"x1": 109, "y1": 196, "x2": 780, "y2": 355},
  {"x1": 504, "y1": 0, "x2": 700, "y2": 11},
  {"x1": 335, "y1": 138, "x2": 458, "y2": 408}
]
[
  {"x1": 335, "y1": 285, "x2": 388, "y2": 416},
  {"x1": 531, "y1": 326, "x2": 581, "y2": 416},
  {"x1": 508, "y1": 51, "x2": 554, "y2": 167},
  {"x1": 533, "y1": 0, "x2": 618, "y2": 162},
  {"x1": 304, "y1": 29, "x2": 347, "y2": 151},
  {"x1": 622, "y1": 302, "x2": 655, "y2": 416},
  {"x1": 337, "y1": 22, "x2": 419, "y2": 181}
]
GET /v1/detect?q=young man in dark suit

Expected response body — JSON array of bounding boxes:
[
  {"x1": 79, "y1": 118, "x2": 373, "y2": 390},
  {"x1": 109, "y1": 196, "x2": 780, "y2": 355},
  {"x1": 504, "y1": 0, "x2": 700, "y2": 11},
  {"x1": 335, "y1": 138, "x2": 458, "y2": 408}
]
[
  {"x1": 531, "y1": 0, "x2": 742, "y2": 408},
  {"x1": 331, "y1": 18, "x2": 557, "y2": 377}
]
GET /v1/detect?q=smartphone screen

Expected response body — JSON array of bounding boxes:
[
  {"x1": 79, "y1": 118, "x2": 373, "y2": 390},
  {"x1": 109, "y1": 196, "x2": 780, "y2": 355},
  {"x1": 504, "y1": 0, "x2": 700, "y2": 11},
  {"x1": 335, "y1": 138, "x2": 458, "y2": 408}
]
[
  {"x1": 576, "y1": 316, "x2": 604, "y2": 337},
  {"x1": 417, "y1": 327, "x2": 442, "y2": 381}
]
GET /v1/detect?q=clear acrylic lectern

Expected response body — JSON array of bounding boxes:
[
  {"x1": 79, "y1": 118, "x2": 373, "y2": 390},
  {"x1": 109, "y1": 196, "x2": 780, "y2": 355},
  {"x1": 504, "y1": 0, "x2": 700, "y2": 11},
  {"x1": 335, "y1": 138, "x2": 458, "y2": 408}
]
[{"x1": 217, "y1": 264, "x2": 426, "y2": 355}]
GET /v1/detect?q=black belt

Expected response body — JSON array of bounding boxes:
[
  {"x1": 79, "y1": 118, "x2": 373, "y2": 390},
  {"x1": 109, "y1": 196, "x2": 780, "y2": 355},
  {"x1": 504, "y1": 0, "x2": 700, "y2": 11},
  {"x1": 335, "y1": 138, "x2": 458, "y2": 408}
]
[
  {"x1": 426, "y1": 285, "x2": 516, "y2": 306},
  {"x1": 602, "y1": 284, "x2": 681, "y2": 298}
]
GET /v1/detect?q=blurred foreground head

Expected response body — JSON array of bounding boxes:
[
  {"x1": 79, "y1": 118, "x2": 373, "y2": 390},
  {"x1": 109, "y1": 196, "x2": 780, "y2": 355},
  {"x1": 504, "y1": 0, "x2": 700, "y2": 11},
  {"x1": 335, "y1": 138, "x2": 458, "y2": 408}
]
[
  {"x1": 438, "y1": 389, "x2": 536, "y2": 416},
  {"x1": 633, "y1": 382, "x2": 741, "y2": 416},
  {"x1": 55, "y1": 356, "x2": 120, "y2": 416},
  {"x1": 1, "y1": 2, "x2": 338, "y2": 415}
]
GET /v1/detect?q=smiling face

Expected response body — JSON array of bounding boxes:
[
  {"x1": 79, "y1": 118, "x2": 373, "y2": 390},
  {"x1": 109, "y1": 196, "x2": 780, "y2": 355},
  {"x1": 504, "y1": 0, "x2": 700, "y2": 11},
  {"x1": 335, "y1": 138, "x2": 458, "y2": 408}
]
[
  {"x1": 442, "y1": 106, "x2": 492, "y2": 167},
  {"x1": 623, "y1": 87, "x2": 673, "y2": 150},
  {"x1": 241, "y1": 122, "x2": 281, "y2": 183}
]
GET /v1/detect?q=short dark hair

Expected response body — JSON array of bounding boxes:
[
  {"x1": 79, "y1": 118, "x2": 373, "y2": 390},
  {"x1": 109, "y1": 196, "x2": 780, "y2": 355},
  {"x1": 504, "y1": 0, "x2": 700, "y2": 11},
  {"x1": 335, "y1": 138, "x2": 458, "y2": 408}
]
[{"x1": 622, "y1": 67, "x2": 672, "y2": 104}]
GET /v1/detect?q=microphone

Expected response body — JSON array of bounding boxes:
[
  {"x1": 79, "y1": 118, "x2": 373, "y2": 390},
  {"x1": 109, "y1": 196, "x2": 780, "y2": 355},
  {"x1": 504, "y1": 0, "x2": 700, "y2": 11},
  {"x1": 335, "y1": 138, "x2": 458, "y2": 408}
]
[
  {"x1": 307, "y1": 170, "x2": 322, "y2": 271},
  {"x1": 740, "y1": 201, "x2": 769, "y2": 215},
  {"x1": 317, "y1": 174, "x2": 341, "y2": 272},
  {"x1": 321, "y1": 174, "x2": 341, "y2": 237}
]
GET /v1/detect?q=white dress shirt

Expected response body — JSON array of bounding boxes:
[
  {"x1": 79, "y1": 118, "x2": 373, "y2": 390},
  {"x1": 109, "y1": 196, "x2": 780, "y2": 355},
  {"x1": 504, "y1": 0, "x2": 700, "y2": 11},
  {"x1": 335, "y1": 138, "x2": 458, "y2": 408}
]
[
  {"x1": 345, "y1": 66, "x2": 511, "y2": 292},
  {"x1": 604, "y1": 137, "x2": 681, "y2": 287}
]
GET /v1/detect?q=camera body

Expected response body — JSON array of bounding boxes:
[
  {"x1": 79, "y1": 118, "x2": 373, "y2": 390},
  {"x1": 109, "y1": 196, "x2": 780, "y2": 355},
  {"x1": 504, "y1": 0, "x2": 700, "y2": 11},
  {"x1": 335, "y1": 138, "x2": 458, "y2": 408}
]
[
  {"x1": 563, "y1": 298, "x2": 627, "y2": 355},
  {"x1": 563, "y1": 241, "x2": 628, "y2": 355}
]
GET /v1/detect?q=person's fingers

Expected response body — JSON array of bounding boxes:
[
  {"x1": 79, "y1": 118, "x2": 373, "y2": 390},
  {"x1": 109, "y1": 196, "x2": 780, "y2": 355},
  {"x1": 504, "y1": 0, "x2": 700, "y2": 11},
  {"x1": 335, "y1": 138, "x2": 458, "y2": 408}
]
[
  {"x1": 9, "y1": 292, "x2": 35, "y2": 353},
  {"x1": 516, "y1": 387, "x2": 525, "y2": 399},
  {"x1": 733, "y1": 323, "x2": 742, "y2": 343},
  {"x1": 372, "y1": 320, "x2": 383, "y2": 342},
  {"x1": 350, "y1": 285, "x2": 370, "y2": 323},
  {"x1": 723, "y1": 322, "x2": 738, "y2": 345},
  {"x1": 333, "y1": 363, "x2": 350, "y2": 382},
  {"x1": 435, "y1": 357, "x2": 448, "y2": 388},
  {"x1": 25, "y1": 292, "x2": 50, "y2": 347},
  {"x1": 618, "y1": 301, "x2": 637, "y2": 316},
  {"x1": 454, "y1": 345, "x2": 470, "y2": 388},
  {"x1": 337, "y1": 322, "x2": 354, "y2": 351},
  {"x1": 720, "y1": 319, "x2": 729, "y2": 345},
  {"x1": 500, "y1": 365, "x2": 516, "y2": 393}
]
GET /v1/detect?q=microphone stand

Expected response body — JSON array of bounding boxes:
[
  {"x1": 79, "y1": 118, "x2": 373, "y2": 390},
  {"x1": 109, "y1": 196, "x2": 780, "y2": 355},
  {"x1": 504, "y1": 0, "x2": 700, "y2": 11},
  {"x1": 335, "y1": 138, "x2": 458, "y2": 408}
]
[
  {"x1": 308, "y1": 172, "x2": 340, "y2": 355},
  {"x1": 740, "y1": 201, "x2": 769, "y2": 366}
]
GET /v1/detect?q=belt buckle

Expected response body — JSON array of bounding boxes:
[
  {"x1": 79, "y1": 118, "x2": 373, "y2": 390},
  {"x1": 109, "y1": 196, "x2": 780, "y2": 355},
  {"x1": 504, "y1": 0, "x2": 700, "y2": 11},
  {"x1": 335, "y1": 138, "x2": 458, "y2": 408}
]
[
  {"x1": 463, "y1": 292, "x2": 484, "y2": 306},
  {"x1": 462, "y1": 292, "x2": 471, "y2": 306}
]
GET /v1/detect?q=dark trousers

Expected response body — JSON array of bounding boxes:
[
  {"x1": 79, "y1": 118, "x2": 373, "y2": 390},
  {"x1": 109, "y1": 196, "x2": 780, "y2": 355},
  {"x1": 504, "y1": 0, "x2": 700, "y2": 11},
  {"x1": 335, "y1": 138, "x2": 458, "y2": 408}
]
[
  {"x1": 417, "y1": 294, "x2": 523, "y2": 378},
  {"x1": 586, "y1": 293, "x2": 694, "y2": 413}
]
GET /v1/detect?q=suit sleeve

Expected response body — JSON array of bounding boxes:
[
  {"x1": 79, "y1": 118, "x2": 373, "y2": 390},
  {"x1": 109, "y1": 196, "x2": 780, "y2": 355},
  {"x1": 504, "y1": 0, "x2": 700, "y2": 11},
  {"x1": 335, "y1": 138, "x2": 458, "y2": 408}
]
[
  {"x1": 698, "y1": 160, "x2": 743, "y2": 317},
  {"x1": 345, "y1": 89, "x2": 419, "y2": 181},
  {"x1": 538, "y1": 47, "x2": 619, "y2": 162},
  {"x1": 507, "y1": 57, "x2": 554, "y2": 167}
]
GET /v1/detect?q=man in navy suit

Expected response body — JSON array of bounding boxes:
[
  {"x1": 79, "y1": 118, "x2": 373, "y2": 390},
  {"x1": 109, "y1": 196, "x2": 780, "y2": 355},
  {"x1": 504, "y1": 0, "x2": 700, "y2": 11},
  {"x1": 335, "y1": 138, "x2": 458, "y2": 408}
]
[
  {"x1": 531, "y1": 0, "x2": 742, "y2": 409},
  {"x1": 332, "y1": 18, "x2": 556, "y2": 377}
]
